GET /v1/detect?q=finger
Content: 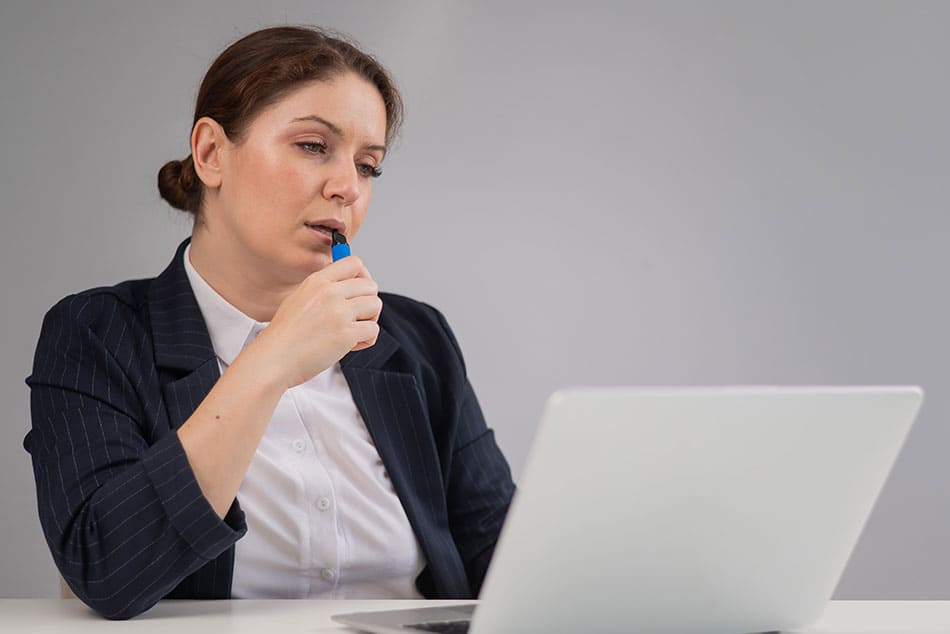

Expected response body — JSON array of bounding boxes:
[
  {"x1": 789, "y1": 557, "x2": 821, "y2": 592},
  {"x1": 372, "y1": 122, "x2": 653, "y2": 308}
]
[
  {"x1": 317, "y1": 255, "x2": 372, "y2": 282},
  {"x1": 350, "y1": 321, "x2": 380, "y2": 349},
  {"x1": 348, "y1": 295, "x2": 383, "y2": 321},
  {"x1": 335, "y1": 277, "x2": 379, "y2": 300},
  {"x1": 351, "y1": 339, "x2": 377, "y2": 352}
]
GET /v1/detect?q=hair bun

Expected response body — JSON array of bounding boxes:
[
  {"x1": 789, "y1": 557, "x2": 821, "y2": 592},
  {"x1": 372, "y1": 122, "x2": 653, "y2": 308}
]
[{"x1": 158, "y1": 155, "x2": 201, "y2": 214}]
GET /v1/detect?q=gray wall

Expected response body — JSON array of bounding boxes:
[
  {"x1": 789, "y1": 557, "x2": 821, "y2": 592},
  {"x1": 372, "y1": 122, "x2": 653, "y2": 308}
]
[{"x1": 1, "y1": 0, "x2": 947, "y2": 599}]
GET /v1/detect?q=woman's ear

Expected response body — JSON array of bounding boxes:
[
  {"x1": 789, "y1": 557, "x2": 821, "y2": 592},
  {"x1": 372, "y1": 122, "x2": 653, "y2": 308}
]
[{"x1": 191, "y1": 116, "x2": 226, "y2": 190}]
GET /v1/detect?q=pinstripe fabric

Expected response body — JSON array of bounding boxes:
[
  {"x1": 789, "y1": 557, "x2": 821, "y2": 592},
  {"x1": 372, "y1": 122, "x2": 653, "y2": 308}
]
[{"x1": 25, "y1": 239, "x2": 515, "y2": 619}]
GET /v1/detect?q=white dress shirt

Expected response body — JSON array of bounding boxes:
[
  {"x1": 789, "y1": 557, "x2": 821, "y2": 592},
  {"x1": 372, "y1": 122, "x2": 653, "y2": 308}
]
[{"x1": 183, "y1": 245, "x2": 425, "y2": 599}]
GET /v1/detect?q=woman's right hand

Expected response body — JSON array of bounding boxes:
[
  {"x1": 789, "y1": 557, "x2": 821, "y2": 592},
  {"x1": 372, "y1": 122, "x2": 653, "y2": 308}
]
[{"x1": 246, "y1": 255, "x2": 382, "y2": 389}]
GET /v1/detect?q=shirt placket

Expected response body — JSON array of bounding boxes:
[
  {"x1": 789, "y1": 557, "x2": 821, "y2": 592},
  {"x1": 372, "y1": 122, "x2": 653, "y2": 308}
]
[{"x1": 287, "y1": 384, "x2": 342, "y2": 597}]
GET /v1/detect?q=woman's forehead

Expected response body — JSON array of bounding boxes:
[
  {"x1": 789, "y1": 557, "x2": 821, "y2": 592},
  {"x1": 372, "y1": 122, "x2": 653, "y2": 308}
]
[{"x1": 256, "y1": 75, "x2": 387, "y2": 143}]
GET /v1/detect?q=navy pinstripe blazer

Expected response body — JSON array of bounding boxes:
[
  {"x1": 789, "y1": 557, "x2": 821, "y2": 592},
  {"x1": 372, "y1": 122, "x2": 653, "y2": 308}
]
[{"x1": 25, "y1": 239, "x2": 515, "y2": 620}]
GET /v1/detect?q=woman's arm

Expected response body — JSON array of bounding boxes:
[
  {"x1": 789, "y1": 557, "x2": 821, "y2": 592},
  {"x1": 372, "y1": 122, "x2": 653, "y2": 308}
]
[
  {"x1": 26, "y1": 293, "x2": 245, "y2": 620},
  {"x1": 445, "y1": 380, "x2": 516, "y2": 595},
  {"x1": 430, "y1": 308, "x2": 517, "y2": 595},
  {"x1": 26, "y1": 256, "x2": 380, "y2": 618}
]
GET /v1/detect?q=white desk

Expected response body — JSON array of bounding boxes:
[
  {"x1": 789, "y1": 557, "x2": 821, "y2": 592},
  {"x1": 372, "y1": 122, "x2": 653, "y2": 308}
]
[{"x1": 3, "y1": 599, "x2": 950, "y2": 633}]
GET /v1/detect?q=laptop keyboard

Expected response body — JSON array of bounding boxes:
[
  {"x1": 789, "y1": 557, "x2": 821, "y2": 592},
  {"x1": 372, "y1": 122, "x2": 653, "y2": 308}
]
[{"x1": 407, "y1": 619, "x2": 471, "y2": 633}]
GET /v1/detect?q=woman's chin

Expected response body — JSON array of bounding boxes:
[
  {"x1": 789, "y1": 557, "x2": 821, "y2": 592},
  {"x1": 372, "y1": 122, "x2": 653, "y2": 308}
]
[{"x1": 289, "y1": 251, "x2": 333, "y2": 278}]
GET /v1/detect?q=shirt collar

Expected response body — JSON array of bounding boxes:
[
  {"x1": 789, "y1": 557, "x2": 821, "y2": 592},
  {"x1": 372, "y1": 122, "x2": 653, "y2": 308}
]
[{"x1": 182, "y1": 243, "x2": 267, "y2": 368}]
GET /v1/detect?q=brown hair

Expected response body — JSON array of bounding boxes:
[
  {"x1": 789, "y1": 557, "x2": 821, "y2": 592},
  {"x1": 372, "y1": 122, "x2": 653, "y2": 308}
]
[{"x1": 158, "y1": 25, "x2": 404, "y2": 215}]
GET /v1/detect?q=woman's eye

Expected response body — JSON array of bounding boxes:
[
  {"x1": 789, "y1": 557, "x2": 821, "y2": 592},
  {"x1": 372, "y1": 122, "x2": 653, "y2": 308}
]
[
  {"x1": 358, "y1": 163, "x2": 383, "y2": 179},
  {"x1": 297, "y1": 141, "x2": 328, "y2": 154}
]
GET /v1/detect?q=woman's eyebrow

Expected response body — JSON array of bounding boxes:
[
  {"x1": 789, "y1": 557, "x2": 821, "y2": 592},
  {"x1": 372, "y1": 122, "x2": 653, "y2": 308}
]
[
  {"x1": 289, "y1": 114, "x2": 387, "y2": 157},
  {"x1": 291, "y1": 114, "x2": 343, "y2": 135}
]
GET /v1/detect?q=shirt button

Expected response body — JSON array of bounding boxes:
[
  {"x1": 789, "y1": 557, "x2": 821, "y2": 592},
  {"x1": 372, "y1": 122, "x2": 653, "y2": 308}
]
[
  {"x1": 316, "y1": 497, "x2": 331, "y2": 512},
  {"x1": 321, "y1": 568, "x2": 336, "y2": 582},
  {"x1": 291, "y1": 439, "x2": 306, "y2": 453}
]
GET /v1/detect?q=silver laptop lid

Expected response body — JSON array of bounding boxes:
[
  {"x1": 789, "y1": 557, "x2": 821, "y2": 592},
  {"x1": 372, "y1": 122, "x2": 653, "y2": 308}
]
[{"x1": 472, "y1": 386, "x2": 923, "y2": 634}]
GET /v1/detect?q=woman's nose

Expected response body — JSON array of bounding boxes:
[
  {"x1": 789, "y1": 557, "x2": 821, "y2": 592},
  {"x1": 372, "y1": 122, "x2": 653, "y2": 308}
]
[{"x1": 322, "y1": 160, "x2": 360, "y2": 204}]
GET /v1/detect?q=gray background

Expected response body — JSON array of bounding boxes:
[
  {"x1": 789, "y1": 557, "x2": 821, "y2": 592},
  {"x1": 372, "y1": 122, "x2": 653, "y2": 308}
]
[{"x1": 1, "y1": 0, "x2": 947, "y2": 599}]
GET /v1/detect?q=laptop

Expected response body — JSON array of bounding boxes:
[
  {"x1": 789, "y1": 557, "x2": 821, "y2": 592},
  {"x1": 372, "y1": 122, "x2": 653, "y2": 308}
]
[{"x1": 333, "y1": 386, "x2": 923, "y2": 634}]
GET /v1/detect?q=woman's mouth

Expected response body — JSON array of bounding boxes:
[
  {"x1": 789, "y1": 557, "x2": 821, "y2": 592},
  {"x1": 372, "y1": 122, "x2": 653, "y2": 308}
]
[{"x1": 305, "y1": 224, "x2": 336, "y2": 244}]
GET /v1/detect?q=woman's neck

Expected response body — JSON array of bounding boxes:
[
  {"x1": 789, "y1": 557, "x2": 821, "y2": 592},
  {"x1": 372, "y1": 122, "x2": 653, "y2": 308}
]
[{"x1": 187, "y1": 228, "x2": 297, "y2": 323}]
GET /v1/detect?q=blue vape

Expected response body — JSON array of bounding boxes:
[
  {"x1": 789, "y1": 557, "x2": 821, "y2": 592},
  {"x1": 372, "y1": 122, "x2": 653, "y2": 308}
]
[{"x1": 332, "y1": 230, "x2": 351, "y2": 261}]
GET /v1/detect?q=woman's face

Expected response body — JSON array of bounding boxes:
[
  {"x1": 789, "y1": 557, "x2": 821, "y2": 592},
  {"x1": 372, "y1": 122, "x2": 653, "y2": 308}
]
[{"x1": 209, "y1": 72, "x2": 387, "y2": 283}]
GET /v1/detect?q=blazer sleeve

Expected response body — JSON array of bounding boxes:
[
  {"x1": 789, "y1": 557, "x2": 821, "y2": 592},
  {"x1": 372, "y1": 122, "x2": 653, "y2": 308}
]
[
  {"x1": 24, "y1": 294, "x2": 244, "y2": 620},
  {"x1": 432, "y1": 308, "x2": 516, "y2": 596}
]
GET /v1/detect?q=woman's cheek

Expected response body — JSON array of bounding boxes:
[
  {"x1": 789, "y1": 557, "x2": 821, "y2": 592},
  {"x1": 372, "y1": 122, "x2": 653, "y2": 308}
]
[{"x1": 267, "y1": 166, "x2": 311, "y2": 207}]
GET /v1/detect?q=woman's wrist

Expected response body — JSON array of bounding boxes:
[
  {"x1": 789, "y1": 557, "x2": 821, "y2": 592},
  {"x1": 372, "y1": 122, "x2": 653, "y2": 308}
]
[{"x1": 229, "y1": 329, "x2": 293, "y2": 395}]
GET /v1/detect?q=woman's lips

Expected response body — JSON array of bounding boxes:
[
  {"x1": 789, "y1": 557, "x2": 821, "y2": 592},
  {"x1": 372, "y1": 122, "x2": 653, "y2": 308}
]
[{"x1": 306, "y1": 224, "x2": 333, "y2": 245}]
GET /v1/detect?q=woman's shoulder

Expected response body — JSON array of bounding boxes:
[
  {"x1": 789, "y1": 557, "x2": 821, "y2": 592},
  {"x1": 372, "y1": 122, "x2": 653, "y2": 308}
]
[
  {"x1": 377, "y1": 291, "x2": 467, "y2": 370},
  {"x1": 378, "y1": 291, "x2": 445, "y2": 327},
  {"x1": 41, "y1": 276, "x2": 155, "y2": 338},
  {"x1": 31, "y1": 277, "x2": 161, "y2": 387}
]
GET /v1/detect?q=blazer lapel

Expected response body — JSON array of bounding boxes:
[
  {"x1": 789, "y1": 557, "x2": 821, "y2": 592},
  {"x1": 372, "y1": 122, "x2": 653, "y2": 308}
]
[
  {"x1": 340, "y1": 335, "x2": 454, "y2": 585},
  {"x1": 340, "y1": 331, "x2": 444, "y2": 503},
  {"x1": 147, "y1": 239, "x2": 220, "y2": 430}
]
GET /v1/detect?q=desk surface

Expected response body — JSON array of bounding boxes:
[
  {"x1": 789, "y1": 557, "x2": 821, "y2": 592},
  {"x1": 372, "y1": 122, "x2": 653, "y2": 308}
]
[{"x1": 3, "y1": 599, "x2": 950, "y2": 633}]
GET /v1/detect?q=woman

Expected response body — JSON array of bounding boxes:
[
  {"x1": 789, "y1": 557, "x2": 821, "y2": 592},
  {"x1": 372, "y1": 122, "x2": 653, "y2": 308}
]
[{"x1": 24, "y1": 25, "x2": 515, "y2": 620}]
